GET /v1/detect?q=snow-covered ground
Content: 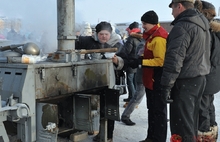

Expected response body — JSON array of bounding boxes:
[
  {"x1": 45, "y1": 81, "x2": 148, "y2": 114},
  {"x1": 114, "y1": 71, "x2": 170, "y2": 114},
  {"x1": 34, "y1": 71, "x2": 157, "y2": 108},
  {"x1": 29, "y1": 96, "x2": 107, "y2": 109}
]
[{"x1": 82, "y1": 92, "x2": 220, "y2": 142}]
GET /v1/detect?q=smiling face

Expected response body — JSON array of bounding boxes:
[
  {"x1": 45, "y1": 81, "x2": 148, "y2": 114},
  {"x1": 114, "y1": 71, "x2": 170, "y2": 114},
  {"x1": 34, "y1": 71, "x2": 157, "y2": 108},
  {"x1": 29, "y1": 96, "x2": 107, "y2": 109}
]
[
  {"x1": 97, "y1": 30, "x2": 111, "y2": 43},
  {"x1": 141, "y1": 22, "x2": 155, "y2": 32}
]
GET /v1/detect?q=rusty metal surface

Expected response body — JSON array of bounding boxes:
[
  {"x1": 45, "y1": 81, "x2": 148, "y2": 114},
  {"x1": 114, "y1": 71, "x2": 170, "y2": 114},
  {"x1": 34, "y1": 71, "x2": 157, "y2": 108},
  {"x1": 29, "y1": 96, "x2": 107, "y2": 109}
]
[
  {"x1": 34, "y1": 60, "x2": 113, "y2": 99},
  {"x1": 0, "y1": 59, "x2": 114, "y2": 100}
]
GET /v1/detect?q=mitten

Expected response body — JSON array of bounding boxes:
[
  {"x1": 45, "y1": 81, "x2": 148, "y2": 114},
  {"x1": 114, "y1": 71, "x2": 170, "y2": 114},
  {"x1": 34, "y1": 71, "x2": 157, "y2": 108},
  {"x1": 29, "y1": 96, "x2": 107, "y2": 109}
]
[
  {"x1": 161, "y1": 86, "x2": 173, "y2": 104},
  {"x1": 129, "y1": 58, "x2": 142, "y2": 69}
]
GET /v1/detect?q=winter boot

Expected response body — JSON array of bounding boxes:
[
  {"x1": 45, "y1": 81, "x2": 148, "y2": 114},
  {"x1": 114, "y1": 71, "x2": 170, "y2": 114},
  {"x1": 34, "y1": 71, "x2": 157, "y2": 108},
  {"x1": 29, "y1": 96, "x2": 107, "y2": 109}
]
[
  {"x1": 197, "y1": 130, "x2": 215, "y2": 142},
  {"x1": 211, "y1": 125, "x2": 218, "y2": 141},
  {"x1": 93, "y1": 133, "x2": 100, "y2": 142}
]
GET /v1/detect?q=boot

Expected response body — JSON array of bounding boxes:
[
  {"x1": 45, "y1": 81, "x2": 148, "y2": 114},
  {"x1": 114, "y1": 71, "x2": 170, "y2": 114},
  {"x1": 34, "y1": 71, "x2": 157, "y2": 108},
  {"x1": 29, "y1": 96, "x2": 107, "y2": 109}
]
[
  {"x1": 139, "y1": 138, "x2": 153, "y2": 142},
  {"x1": 197, "y1": 130, "x2": 215, "y2": 142},
  {"x1": 93, "y1": 133, "x2": 100, "y2": 142},
  {"x1": 121, "y1": 118, "x2": 136, "y2": 126},
  {"x1": 107, "y1": 138, "x2": 113, "y2": 142},
  {"x1": 211, "y1": 125, "x2": 218, "y2": 141}
]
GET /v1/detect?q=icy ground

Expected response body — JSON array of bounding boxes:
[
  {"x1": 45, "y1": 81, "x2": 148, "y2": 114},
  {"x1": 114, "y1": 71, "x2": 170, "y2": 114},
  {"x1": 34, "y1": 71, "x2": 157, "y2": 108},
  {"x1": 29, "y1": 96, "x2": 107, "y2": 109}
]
[
  {"x1": 9, "y1": 92, "x2": 220, "y2": 142},
  {"x1": 81, "y1": 92, "x2": 220, "y2": 142}
]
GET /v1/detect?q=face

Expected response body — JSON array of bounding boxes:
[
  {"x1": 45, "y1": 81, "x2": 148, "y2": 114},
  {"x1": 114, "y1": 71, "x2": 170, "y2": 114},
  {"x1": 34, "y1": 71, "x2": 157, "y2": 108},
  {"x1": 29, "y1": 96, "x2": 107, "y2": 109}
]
[
  {"x1": 141, "y1": 22, "x2": 155, "y2": 32},
  {"x1": 171, "y1": 3, "x2": 183, "y2": 18},
  {"x1": 97, "y1": 30, "x2": 111, "y2": 43}
]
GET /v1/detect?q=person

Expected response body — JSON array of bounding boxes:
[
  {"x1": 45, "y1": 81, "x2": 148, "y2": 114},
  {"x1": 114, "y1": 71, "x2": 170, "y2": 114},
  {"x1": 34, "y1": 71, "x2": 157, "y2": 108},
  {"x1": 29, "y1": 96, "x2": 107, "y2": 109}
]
[
  {"x1": 160, "y1": 0, "x2": 211, "y2": 141},
  {"x1": 122, "y1": 22, "x2": 142, "y2": 108},
  {"x1": 80, "y1": 22, "x2": 92, "y2": 36},
  {"x1": 75, "y1": 21, "x2": 125, "y2": 142},
  {"x1": 112, "y1": 10, "x2": 168, "y2": 142},
  {"x1": 194, "y1": 1, "x2": 219, "y2": 141},
  {"x1": 121, "y1": 40, "x2": 146, "y2": 126}
]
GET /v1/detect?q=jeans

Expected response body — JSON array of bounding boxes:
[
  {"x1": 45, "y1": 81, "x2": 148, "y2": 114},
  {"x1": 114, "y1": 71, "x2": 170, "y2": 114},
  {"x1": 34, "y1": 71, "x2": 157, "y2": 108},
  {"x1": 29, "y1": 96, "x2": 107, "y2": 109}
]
[
  {"x1": 121, "y1": 83, "x2": 145, "y2": 119},
  {"x1": 126, "y1": 72, "x2": 136, "y2": 100}
]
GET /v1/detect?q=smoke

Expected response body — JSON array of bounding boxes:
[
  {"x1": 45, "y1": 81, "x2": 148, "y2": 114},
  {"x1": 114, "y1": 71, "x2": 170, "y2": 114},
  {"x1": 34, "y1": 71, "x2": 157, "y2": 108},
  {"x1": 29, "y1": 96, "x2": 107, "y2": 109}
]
[{"x1": 0, "y1": 0, "x2": 57, "y2": 53}]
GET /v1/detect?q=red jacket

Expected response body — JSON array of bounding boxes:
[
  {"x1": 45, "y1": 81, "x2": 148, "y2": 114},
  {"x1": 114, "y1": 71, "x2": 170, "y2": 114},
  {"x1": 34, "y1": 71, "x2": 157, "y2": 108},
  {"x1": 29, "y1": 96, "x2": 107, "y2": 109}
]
[{"x1": 142, "y1": 24, "x2": 168, "y2": 90}]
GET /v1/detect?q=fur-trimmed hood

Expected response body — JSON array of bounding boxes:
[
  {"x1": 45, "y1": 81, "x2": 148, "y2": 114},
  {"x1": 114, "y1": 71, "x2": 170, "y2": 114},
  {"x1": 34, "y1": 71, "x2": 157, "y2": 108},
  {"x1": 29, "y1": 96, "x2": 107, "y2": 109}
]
[
  {"x1": 129, "y1": 32, "x2": 143, "y2": 39},
  {"x1": 194, "y1": 0, "x2": 216, "y2": 21},
  {"x1": 210, "y1": 20, "x2": 220, "y2": 32}
]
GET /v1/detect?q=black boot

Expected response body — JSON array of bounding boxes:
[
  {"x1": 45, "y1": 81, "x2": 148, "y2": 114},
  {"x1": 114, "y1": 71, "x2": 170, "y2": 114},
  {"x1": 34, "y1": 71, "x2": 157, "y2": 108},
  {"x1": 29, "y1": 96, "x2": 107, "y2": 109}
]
[{"x1": 121, "y1": 118, "x2": 135, "y2": 126}]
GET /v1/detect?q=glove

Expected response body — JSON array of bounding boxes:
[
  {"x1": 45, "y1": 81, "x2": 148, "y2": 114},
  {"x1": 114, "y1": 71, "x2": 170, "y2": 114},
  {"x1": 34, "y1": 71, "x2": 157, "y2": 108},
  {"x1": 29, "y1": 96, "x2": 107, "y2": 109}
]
[
  {"x1": 129, "y1": 58, "x2": 142, "y2": 69},
  {"x1": 161, "y1": 86, "x2": 173, "y2": 104}
]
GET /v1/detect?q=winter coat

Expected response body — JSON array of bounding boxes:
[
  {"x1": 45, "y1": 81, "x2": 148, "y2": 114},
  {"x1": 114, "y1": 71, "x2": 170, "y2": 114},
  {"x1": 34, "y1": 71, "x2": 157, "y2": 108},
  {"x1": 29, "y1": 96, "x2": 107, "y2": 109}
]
[
  {"x1": 75, "y1": 32, "x2": 125, "y2": 58},
  {"x1": 141, "y1": 24, "x2": 168, "y2": 90},
  {"x1": 123, "y1": 32, "x2": 142, "y2": 73},
  {"x1": 161, "y1": 9, "x2": 211, "y2": 88},
  {"x1": 135, "y1": 40, "x2": 145, "y2": 84},
  {"x1": 203, "y1": 20, "x2": 220, "y2": 94}
]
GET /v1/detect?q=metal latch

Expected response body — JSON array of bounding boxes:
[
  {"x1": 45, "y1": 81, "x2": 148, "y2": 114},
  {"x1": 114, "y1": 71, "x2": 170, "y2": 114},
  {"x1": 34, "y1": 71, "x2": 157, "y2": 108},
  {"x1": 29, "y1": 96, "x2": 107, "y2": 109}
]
[
  {"x1": 38, "y1": 67, "x2": 45, "y2": 81},
  {"x1": 71, "y1": 64, "x2": 77, "y2": 76}
]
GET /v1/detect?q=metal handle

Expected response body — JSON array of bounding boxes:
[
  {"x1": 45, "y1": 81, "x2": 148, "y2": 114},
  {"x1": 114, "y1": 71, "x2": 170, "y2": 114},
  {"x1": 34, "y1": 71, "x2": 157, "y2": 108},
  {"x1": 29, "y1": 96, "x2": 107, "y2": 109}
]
[{"x1": 166, "y1": 98, "x2": 173, "y2": 103}]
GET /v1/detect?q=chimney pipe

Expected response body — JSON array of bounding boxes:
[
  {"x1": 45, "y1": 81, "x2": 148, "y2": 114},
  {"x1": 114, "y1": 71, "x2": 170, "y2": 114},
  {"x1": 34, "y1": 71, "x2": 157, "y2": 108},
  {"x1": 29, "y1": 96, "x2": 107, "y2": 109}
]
[{"x1": 57, "y1": 0, "x2": 75, "y2": 51}]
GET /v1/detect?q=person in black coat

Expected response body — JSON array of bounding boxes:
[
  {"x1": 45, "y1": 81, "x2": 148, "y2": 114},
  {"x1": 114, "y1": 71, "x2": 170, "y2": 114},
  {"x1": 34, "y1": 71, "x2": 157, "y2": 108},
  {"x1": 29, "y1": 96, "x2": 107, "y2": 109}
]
[
  {"x1": 161, "y1": 0, "x2": 211, "y2": 141},
  {"x1": 122, "y1": 22, "x2": 142, "y2": 107},
  {"x1": 75, "y1": 21, "x2": 125, "y2": 142},
  {"x1": 194, "y1": 1, "x2": 219, "y2": 141}
]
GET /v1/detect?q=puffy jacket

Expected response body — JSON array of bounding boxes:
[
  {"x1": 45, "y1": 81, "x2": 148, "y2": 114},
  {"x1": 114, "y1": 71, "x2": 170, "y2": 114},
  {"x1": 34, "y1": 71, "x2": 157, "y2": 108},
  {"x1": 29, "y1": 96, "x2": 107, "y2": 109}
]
[
  {"x1": 123, "y1": 32, "x2": 142, "y2": 73},
  {"x1": 204, "y1": 20, "x2": 220, "y2": 94},
  {"x1": 161, "y1": 9, "x2": 211, "y2": 88},
  {"x1": 142, "y1": 24, "x2": 168, "y2": 90}
]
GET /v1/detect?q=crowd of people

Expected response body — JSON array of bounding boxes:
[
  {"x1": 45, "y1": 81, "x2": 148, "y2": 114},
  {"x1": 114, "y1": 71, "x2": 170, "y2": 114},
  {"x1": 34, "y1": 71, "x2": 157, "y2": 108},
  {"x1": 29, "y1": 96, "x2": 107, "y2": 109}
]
[{"x1": 75, "y1": 0, "x2": 220, "y2": 142}]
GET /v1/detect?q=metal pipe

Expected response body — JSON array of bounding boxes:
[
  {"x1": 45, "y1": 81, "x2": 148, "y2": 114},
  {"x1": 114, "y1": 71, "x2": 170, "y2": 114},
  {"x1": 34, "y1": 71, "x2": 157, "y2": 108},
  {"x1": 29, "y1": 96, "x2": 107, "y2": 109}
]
[
  {"x1": 57, "y1": 0, "x2": 76, "y2": 51},
  {"x1": 0, "y1": 57, "x2": 7, "y2": 63}
]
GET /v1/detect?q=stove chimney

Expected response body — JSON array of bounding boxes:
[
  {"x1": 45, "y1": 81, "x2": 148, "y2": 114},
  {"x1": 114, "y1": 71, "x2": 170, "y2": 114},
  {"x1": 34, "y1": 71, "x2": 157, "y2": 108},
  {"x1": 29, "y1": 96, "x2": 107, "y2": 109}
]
[{"x1": 57, "y1": 0, "x2": 75, "y2": 51}]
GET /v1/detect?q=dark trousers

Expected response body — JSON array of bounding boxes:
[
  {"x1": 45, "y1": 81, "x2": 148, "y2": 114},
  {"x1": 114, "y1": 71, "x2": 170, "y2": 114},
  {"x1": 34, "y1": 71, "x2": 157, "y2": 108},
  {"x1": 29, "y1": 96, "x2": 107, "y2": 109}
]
[
  {"x1": 145, "y1": 88, "x2": 167, "y2": 142},
  {"x1": 199, "y1": 94, "x2": 216, "y2": 132},
  {"x1": 170, "y1": 76, "x2": 206, "y2": 142},
  {"x1": 107, "y1": 119, "x2": 114, "y2": 139}
]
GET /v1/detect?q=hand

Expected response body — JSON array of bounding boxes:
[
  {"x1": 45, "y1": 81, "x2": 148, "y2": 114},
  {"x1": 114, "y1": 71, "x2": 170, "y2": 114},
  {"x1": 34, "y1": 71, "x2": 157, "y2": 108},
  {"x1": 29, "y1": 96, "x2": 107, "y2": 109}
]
[
  {"x1": 161, "y1": 86, "x2": 173, "y2": 104},
  {"x1": 112, "y1": 55, "x2": 118, "y2": 65},
  {"x1": 129, "y1": 58, "x2": 142, "y2": 69}
]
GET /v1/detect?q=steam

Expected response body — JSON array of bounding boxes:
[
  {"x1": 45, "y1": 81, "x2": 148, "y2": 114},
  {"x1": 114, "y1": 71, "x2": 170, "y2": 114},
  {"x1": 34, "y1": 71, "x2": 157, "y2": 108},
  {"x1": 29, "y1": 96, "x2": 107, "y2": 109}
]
[{"x1": 0, "y1": 0, "x2": 57, "y2": 53}]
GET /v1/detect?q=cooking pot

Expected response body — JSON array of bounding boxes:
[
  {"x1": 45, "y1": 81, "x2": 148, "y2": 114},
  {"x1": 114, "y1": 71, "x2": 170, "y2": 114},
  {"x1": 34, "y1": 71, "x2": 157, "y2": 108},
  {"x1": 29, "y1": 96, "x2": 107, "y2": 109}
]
[
  {"x1": 0, "y1": 42, "x2": 40, "y2": 56},
  {"x1": 23, "y1": 42, "x2": 40, "y2": 55}
]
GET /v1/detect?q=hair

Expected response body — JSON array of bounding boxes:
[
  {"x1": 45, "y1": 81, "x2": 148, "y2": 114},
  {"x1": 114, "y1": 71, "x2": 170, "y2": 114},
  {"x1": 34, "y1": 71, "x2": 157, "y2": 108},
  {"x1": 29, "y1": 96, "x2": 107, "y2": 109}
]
[
  {"x1": 173, "y1": 1, "x2": 194, "y2": 9},
  {"x1": 194, "y1": 0, "x2": 216, "y2": 21},
  {"x1": 95, "y1": 21, "x2": 112, "y2": 33}
]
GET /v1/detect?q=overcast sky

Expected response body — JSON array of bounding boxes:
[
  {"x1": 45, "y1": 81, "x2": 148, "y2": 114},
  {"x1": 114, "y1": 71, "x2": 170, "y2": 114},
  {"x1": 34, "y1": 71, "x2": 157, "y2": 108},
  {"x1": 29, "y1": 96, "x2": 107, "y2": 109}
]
[
  {"x1": 0, "y1": 0, "x2": 219, "y2": 52},
  {"x1": 0, "y1": 0, "x2": 219, "y2": 25},
  {"x1": 75, "y1": 0, "x2": 220, "y2": 24}
]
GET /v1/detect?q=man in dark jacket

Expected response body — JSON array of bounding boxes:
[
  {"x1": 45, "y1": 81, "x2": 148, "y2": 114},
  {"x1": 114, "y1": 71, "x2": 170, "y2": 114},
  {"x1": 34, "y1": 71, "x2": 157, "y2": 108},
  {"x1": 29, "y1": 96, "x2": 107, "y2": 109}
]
[
  {"x1": 122, "y1": 22, "x2": 142, "y2": 108},
  {"x1": 161, "y1": 0, "x2": 211, "y2": 141},
  {"x1": 194, "y1": 1, "x2": 219, "y2": 141}
]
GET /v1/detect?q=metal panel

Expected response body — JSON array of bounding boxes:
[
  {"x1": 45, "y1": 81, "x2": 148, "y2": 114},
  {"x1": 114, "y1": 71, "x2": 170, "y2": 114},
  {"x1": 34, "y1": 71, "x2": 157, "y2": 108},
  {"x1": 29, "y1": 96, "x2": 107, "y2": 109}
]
[
  {"x1": 73, "y1": 94, "x2": 93, "y2": 132},
  {"x1": 105, "y1": 89, "x2": 120, "y2": 121},
  {"x1": 36, "y1": 103, "x2": 58, "y2": 142}
]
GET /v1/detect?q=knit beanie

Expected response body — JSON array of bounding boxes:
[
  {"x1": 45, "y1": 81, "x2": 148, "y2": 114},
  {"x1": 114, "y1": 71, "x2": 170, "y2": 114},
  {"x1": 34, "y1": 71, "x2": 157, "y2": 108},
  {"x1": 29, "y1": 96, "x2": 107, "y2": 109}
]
[
  {"x1": 95, "y1": 21, "x2": 112, "y2": 33},
  {"x1": 128, "y1": 22, "x2": 139, "y2": 30},
  {"x1": 194, "y1": 0, "x2": 216, "y2": 21},
  {"x1": 141, "y1": 10, "x2": 158, "y2": 24}
]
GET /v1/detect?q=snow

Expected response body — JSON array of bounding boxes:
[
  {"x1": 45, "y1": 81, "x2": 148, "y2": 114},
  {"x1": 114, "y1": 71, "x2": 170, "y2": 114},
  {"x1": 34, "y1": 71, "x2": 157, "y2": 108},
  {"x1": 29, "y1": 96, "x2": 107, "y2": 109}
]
[
  {"x1": 8, "y1": 92, "x2": 220, "y2": 142},
  {"x1": 81, "y1": 92, "x2": 220, "y2": 142}
]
